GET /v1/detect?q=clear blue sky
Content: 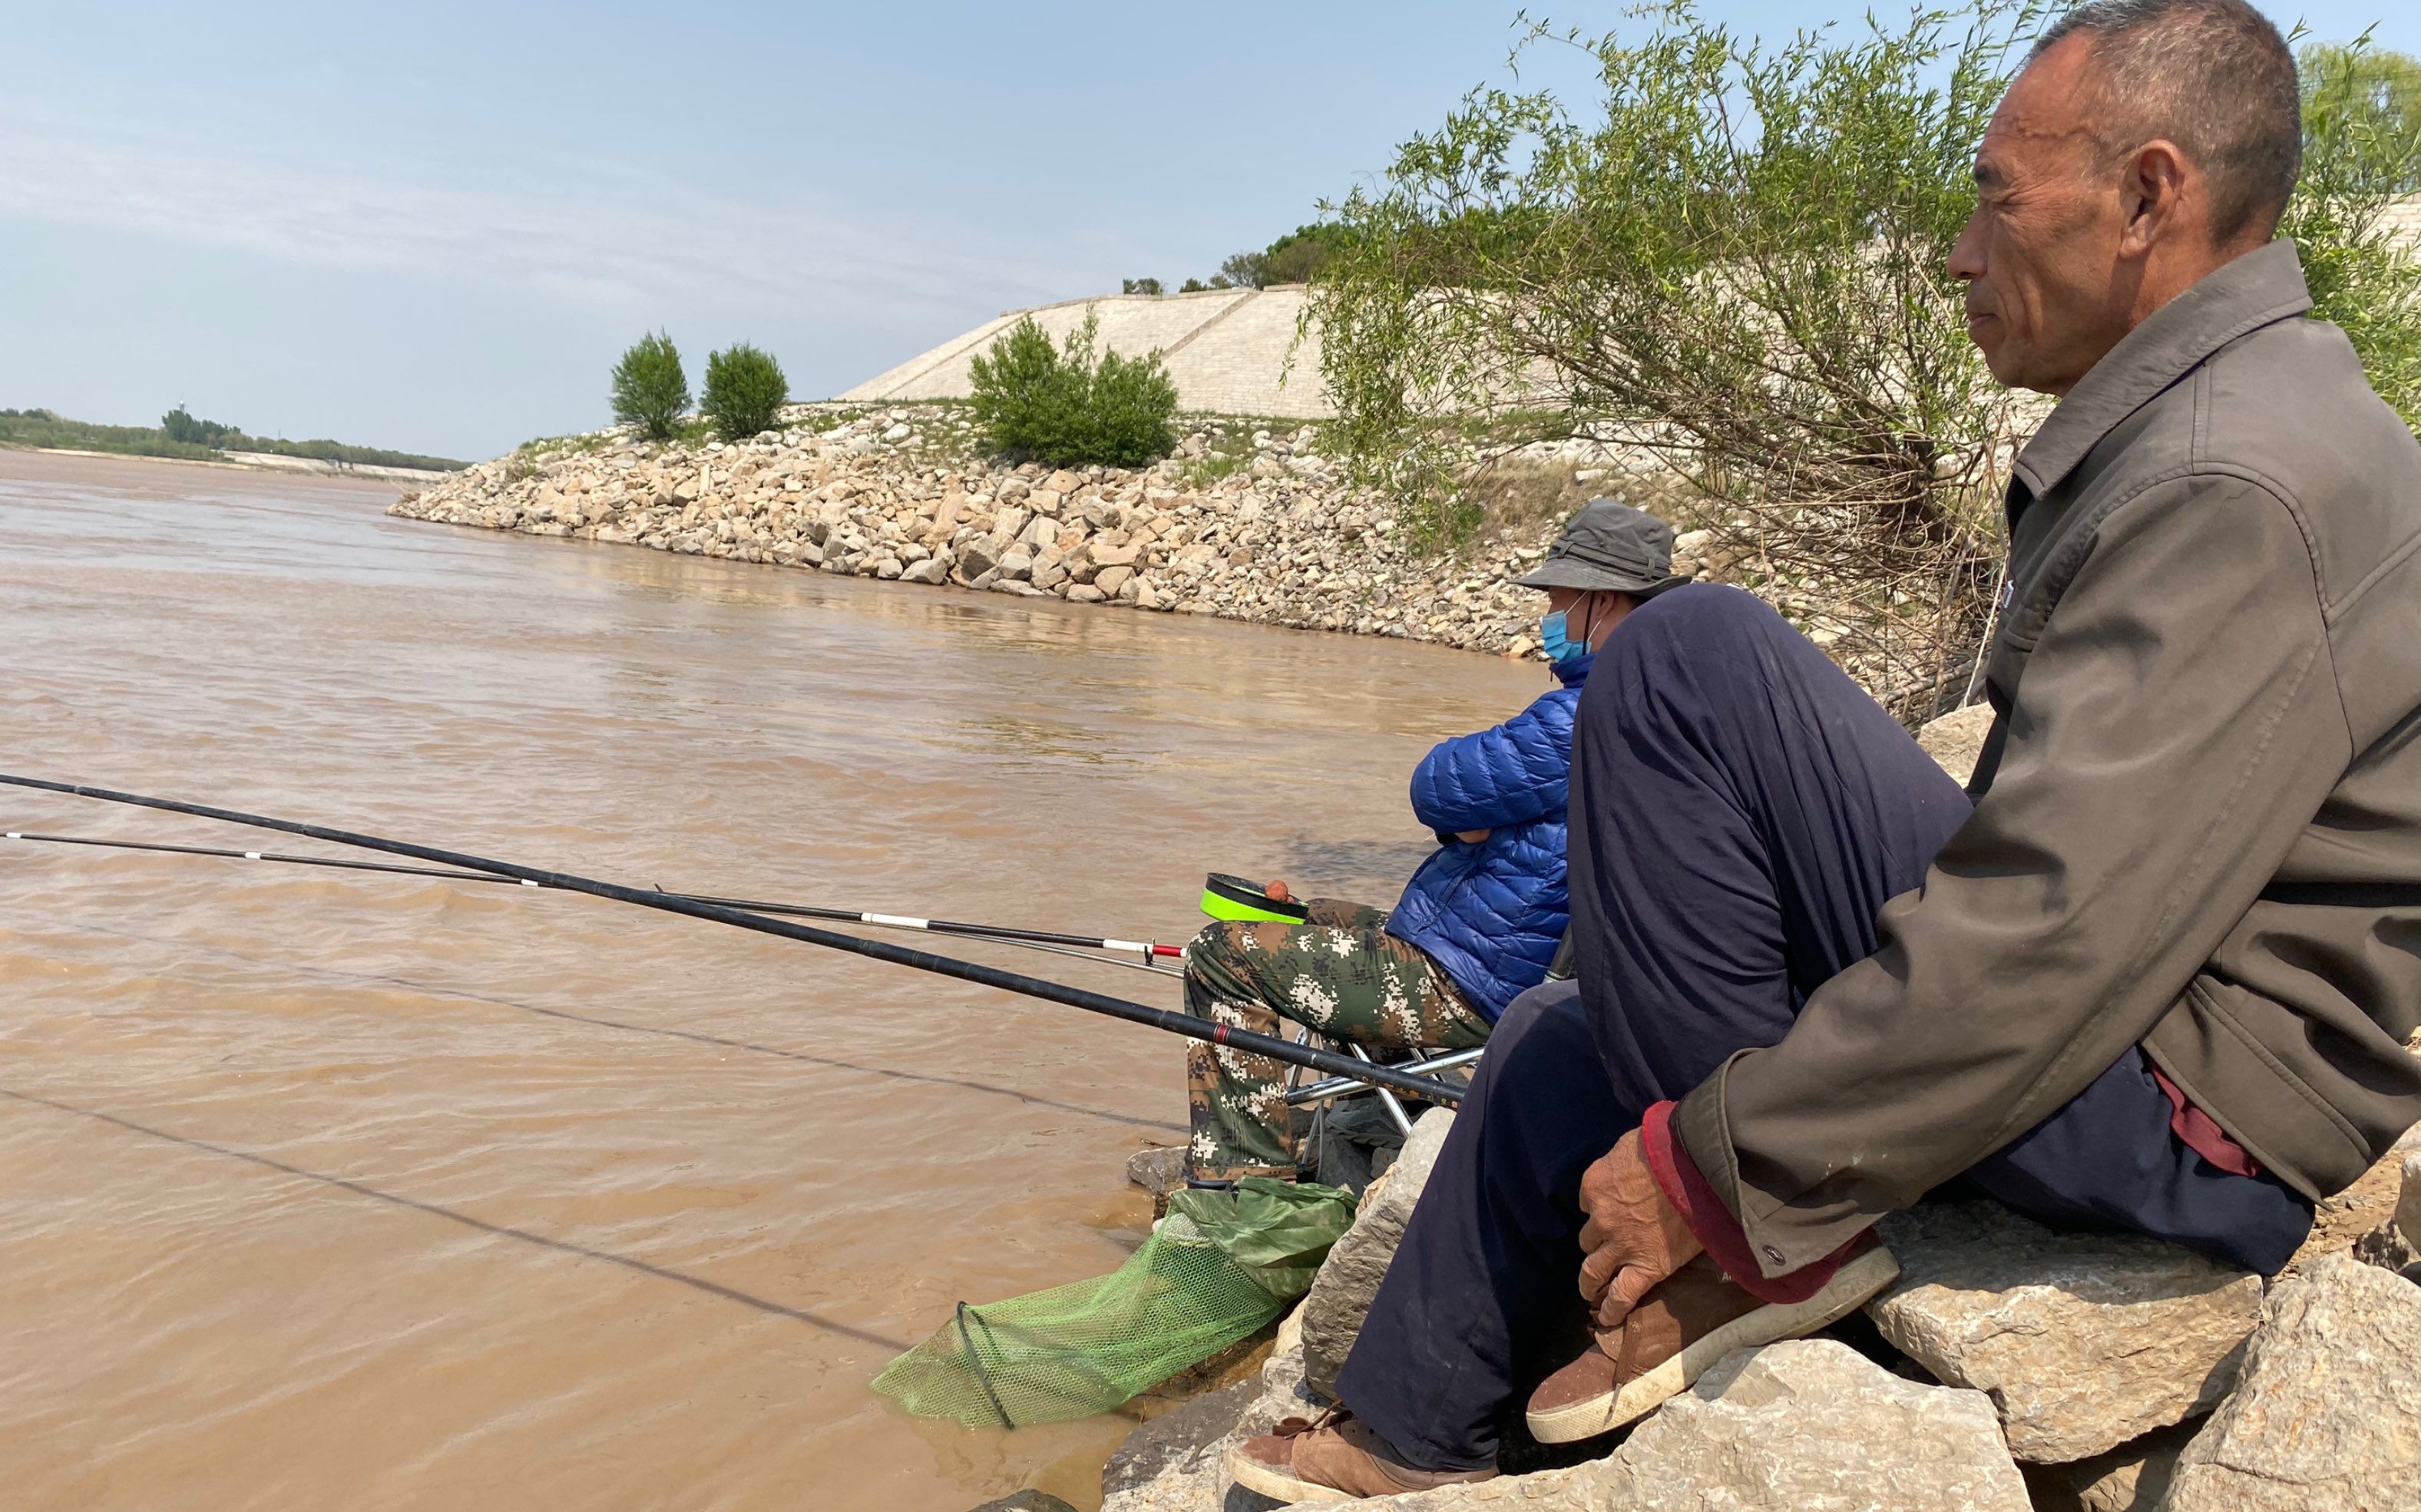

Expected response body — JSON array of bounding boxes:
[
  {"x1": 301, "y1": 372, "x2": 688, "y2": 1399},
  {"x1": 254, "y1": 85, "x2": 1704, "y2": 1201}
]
[{"x1": 4, "y1": 2, "x2": 2410, "y2": 462}]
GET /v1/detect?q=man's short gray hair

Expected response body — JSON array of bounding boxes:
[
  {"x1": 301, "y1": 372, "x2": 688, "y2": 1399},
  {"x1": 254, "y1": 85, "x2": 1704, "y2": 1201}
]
[{"x1": 2034, "y1": 0, "x2": 2302, "y2": 245}]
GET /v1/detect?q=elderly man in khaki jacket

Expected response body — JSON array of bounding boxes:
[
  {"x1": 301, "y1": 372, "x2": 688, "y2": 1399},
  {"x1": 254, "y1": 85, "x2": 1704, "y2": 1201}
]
[{"x1": 1230, "y1": 0, "x2": 2421, "y2": 1500}]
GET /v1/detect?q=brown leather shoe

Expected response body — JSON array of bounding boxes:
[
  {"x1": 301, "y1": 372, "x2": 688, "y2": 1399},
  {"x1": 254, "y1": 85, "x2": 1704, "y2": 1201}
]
[
  {"x1": 1225, "y1": 1408, "x2": 1497, "y2": 1503},
  {"x1": 1525, "y1": 1242, "x2": 1901, "y2": 1444}
]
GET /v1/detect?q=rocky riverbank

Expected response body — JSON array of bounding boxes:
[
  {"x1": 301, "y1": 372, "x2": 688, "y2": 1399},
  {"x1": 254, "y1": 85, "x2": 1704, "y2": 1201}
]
[
  {"x1": 385, "y1": 403, "x2": 1683, "y2": 659},
  {"x1": 1092, "y1": 1103, "x2": 2421, "y2": 1512},
  {"x1": 1071, "y1": 717, "x2": 2420, "y2": 1512}
]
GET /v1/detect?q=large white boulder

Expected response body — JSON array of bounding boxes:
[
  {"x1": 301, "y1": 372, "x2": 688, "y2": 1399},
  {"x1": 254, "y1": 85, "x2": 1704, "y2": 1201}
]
[
  {"x1": 1289, "y1": 1340, "x2": 2029, "y2": 1512},
  {"x1": 1299, "y1": 1110, "x2": 1456, "y2": 1398},
  {"x1": 2161, "y1": 1252, "x2": 2421, "y2": 1511},
  {"x1": 1867, "y1": 1202, "x2": 2260, "y2": 1462},
  {"x1": 1916, "y1": 702, "x2": 1996, "y2": 785}
]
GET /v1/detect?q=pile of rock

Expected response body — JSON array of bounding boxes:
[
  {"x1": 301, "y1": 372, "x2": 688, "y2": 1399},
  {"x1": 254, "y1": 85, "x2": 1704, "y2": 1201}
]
[
  {"x1": 388, "y1": 405, "x2": 1678, "y2": 657},
  {"x1": 1096, "y1": 1117, "x2": 2421, "y2": 1512}
]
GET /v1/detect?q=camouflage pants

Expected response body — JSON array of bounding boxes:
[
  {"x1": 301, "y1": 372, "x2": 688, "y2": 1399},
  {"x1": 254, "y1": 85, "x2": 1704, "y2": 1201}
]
[{"x1": 1184, "y1": 898, "x2": 1493, "y2": 1181}]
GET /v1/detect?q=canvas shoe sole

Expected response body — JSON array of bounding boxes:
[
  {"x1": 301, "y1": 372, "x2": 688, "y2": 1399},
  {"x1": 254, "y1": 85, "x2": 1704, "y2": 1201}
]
[
  {"x1": 1224, "y1": 1430, "x2": 1496, "y2": 1504},
  {"x1": 1525, "y1": 1243, "x2": 1902, "y2": 1444},
  {"x1": 1224, "y1": 1444, "x2": 1341, "y2": 1505}
]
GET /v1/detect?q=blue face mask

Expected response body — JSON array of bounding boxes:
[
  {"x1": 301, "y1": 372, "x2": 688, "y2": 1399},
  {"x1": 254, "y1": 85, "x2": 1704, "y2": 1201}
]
[{"x1": 1540, "y1": 608, "x2": 1586, "y2": 663}]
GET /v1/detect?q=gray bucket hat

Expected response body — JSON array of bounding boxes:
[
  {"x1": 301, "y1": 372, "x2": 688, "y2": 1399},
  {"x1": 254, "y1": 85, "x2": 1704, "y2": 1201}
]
[{"x1": 1514, "y1": 498, "x2": 1690, "y2": 596}]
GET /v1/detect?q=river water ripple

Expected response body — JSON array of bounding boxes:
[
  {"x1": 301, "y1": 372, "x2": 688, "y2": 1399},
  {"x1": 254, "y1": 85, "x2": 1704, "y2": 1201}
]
[{"x1": 0, "y1": 450, "x2": 1543, "y2": 1510}]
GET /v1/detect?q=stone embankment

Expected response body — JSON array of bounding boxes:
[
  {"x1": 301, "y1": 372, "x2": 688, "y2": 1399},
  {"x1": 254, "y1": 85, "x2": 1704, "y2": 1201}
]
[{"x1": 386, "y1": 405, "x2": 1672, "y2": 658}]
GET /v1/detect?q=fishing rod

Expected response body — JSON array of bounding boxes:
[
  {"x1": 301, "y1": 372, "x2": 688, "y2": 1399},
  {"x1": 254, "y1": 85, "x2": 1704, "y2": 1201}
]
[
  {"x1": 0, "y1": 775, "x2": 1460, "y2": 1105},
  {"x1": 0, "y1": 829, "x2": 1184, "y2": 977},
  {"x1": 1, "y1": 830, "x2": 1182, "y2": 979},
  {"x1": 680, "y1": 892, "x2": 1184, "y2": 968}
]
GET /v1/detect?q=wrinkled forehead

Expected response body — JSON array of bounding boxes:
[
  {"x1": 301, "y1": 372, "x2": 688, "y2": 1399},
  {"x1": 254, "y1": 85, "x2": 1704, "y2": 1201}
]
[{"x1": 1977, "y1": 35, "x2": 2105, "y2": 177}]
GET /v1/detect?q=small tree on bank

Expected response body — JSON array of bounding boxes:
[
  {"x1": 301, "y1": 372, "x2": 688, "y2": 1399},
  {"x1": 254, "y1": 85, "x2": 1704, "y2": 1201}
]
[
  {"x1": 161, "y1": 405, "x2": 236, "y2": 448},
  {"x1": 703, "y1": 343, "x2": 790, "y2": 442},
  {"x1": 611, "y1": 332, "x2": 690, "y2": 442},
  {"x1": 2292, "y1": 37, "x2": 2421, "y2": 432},
  {"x1": 967, "y1": 310, "x2": 1179, "y2": 467}
]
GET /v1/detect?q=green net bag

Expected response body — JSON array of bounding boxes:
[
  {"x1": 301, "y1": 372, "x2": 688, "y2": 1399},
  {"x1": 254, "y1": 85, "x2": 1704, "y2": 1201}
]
[
  {"x1": 872, "y1": 1178, "x2": 1355, "y2": 1428},
  {"x1": 1166, "y1": 1179, "x2": 1360, "y2": 1297}
]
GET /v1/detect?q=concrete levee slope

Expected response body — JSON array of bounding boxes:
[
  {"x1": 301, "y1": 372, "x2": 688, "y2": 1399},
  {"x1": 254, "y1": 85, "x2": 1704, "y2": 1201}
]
[
  {"x1": 842, "y1": 286, "x2": 1330, "y2": 419},
  {"x1": 844, "y1": 199, "x2": 2419, "y2": 424}
]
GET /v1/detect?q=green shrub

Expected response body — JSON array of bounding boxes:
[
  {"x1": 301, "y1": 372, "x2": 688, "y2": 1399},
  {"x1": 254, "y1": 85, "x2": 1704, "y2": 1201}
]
[
  {"x1": 2301, "y1": 40, "x2": 2421, "y2": 195},
  {"x1": 610, "y1": 331, "x2": 690, "y2": 441},
  {"x1": 702, "y1": 342, "x2": 791, "y2": 442},
  {"x1": 967, "y1": 310, "x2": 1179, "y2": 466},
  {"x1": 2293, "y1": 39, "x2": 2421, "y2": 432}
]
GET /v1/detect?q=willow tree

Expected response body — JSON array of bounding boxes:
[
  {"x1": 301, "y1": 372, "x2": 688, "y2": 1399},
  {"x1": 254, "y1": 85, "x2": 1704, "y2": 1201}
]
[
  {"x1": 2292, "y1": 36, "x2": 2421, "y2": 432},
  {"x1": 1314, "y1": 7, "x2": 2421, "y2": 724},
  {"x1": 1311, "y1": 4, "x2": 2032, "y2": 723}
]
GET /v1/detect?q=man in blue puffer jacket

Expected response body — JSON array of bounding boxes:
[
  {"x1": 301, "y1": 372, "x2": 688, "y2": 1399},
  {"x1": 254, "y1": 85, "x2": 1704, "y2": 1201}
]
[{"x1": 1186, "y1": 501, "x2": 1688, "y2": 1182}]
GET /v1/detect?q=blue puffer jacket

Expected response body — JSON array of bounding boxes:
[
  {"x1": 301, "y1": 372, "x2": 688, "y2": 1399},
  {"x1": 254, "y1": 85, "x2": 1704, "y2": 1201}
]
[{"x1": 1384, "y1": 652, "x2": 1591, "y2": 1022}]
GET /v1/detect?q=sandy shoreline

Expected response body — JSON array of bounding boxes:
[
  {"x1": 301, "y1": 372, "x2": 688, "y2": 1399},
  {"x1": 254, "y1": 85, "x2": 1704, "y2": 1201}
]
[
  {"x1": 0, "y1": 445, "x2": 421, "y2": 498},
  {"x1": 7, "y1": 443, "x2": 451, "y2": 485}
]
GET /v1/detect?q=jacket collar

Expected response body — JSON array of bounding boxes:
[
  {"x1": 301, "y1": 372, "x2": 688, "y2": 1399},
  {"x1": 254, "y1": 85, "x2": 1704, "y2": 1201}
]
[
  {"x1": 1553, "y1": 650, "x2": 1596, "y2": 687},
  {"x1": 2012, "y1": 240, "x2": 2314, "y2": 500}
]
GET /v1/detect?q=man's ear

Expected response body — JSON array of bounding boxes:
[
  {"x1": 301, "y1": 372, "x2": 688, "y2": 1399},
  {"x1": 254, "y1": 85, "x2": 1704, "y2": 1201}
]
[{"x1": 2118, "y1": 139, "x2": 2192, "y2": 258}]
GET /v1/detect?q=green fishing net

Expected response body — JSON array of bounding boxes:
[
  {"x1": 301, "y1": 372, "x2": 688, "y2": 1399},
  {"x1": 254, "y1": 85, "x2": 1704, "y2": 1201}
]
[{"x1": 872, "y1": 1177, "x2": 1356, "y2": 1428}]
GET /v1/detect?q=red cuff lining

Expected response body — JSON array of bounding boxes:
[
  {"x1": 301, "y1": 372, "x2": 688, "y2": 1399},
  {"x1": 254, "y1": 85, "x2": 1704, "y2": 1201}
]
[{"x1": 1640, "y1": 1101, "x2": 1854, "y2": 1305}]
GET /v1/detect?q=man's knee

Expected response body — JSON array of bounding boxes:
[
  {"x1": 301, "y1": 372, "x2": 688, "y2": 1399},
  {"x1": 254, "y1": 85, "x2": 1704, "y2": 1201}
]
[
  {"x1": 1187, "y1": 920, "x2": 1252, "y2": 974},
  {"x1": 1468, "y1": 980, "x2": 1604, "y2": 1116},
  {"x1": 1599, "y1": 584, "x2": 1798, "y2": 685},
  {"x1": 1485, "y1": 979, "x2": 1579, "y2": 1064},
  {"x1": 1587, "y1": 581, "x2": 1874, "y2": 755},
  {"x1": 1634, "y1": 580, "x2": 1798, "y2": 638}
]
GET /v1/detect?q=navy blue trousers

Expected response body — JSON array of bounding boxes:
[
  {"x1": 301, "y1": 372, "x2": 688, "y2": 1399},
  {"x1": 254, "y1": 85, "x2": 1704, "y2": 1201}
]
[{"x1": 1337, "y1": 585, "x2": 2314, "y2": 1471}]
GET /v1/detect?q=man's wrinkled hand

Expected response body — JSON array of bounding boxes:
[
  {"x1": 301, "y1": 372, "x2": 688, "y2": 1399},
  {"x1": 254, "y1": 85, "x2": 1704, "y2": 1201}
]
[{"x1": 1576, "y1": 1128, "x2": 1703, "y2": 1332}]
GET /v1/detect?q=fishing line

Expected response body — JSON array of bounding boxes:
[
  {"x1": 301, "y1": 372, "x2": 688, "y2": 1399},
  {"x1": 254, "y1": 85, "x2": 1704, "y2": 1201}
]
[
  {"x1": 0, "y1": 829, "x2": 1183, "y2": 978},
  {"x1": 0, "y1": 911, "x2": 1188, "y2": 1133},
  {"x1": 0, "y1": 775, "x2": 1461, "y2": 1105}
]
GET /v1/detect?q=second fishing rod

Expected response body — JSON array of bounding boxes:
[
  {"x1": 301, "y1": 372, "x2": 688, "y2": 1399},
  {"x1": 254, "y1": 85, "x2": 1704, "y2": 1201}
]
[
  {"x1": 0, "y1": 829, "x2": 1183, "y2": 976},
  {"x1": 0, "y1": 774, "x2": 1462, "y2": 1106}
]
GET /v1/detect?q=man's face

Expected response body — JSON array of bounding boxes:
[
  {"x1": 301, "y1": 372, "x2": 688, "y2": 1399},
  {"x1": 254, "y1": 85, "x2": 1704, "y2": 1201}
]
[
  {"x1": 1949, "y1": 35, "x2": 2136, "y2": 395},
  {"x1": 1541, "y1": 587, "x2": 1637, "y2": 651}
]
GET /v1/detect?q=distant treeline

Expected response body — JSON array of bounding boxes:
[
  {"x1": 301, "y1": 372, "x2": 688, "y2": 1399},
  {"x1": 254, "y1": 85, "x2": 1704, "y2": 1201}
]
[{"x1": 0, "y1": 405, "x2": 465, "y2": 472}]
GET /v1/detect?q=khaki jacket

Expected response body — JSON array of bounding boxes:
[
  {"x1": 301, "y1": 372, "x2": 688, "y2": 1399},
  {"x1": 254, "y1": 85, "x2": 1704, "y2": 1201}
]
[{"x1": 1675, "y1": 242, "x2": 2421, "y2": 1279}]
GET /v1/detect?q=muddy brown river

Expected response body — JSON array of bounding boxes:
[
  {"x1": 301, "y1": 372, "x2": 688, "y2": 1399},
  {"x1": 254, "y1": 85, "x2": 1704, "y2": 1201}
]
[{"x1": 0, "y1": 450, "x2": 1542, "y2": 1510}]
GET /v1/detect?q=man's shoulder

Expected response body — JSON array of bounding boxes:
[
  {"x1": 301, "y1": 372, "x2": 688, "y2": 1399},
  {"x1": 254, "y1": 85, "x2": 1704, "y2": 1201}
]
[
  {"x1": 2121, "y1": 316, "x2": 2421, "y2": 598},
  {"x1": 2191, "y1": 316, "x2": 2421, "y2": 503},
  {"x1": 2194, "y1": 317, "x2": 2421, "y2": 739}
]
